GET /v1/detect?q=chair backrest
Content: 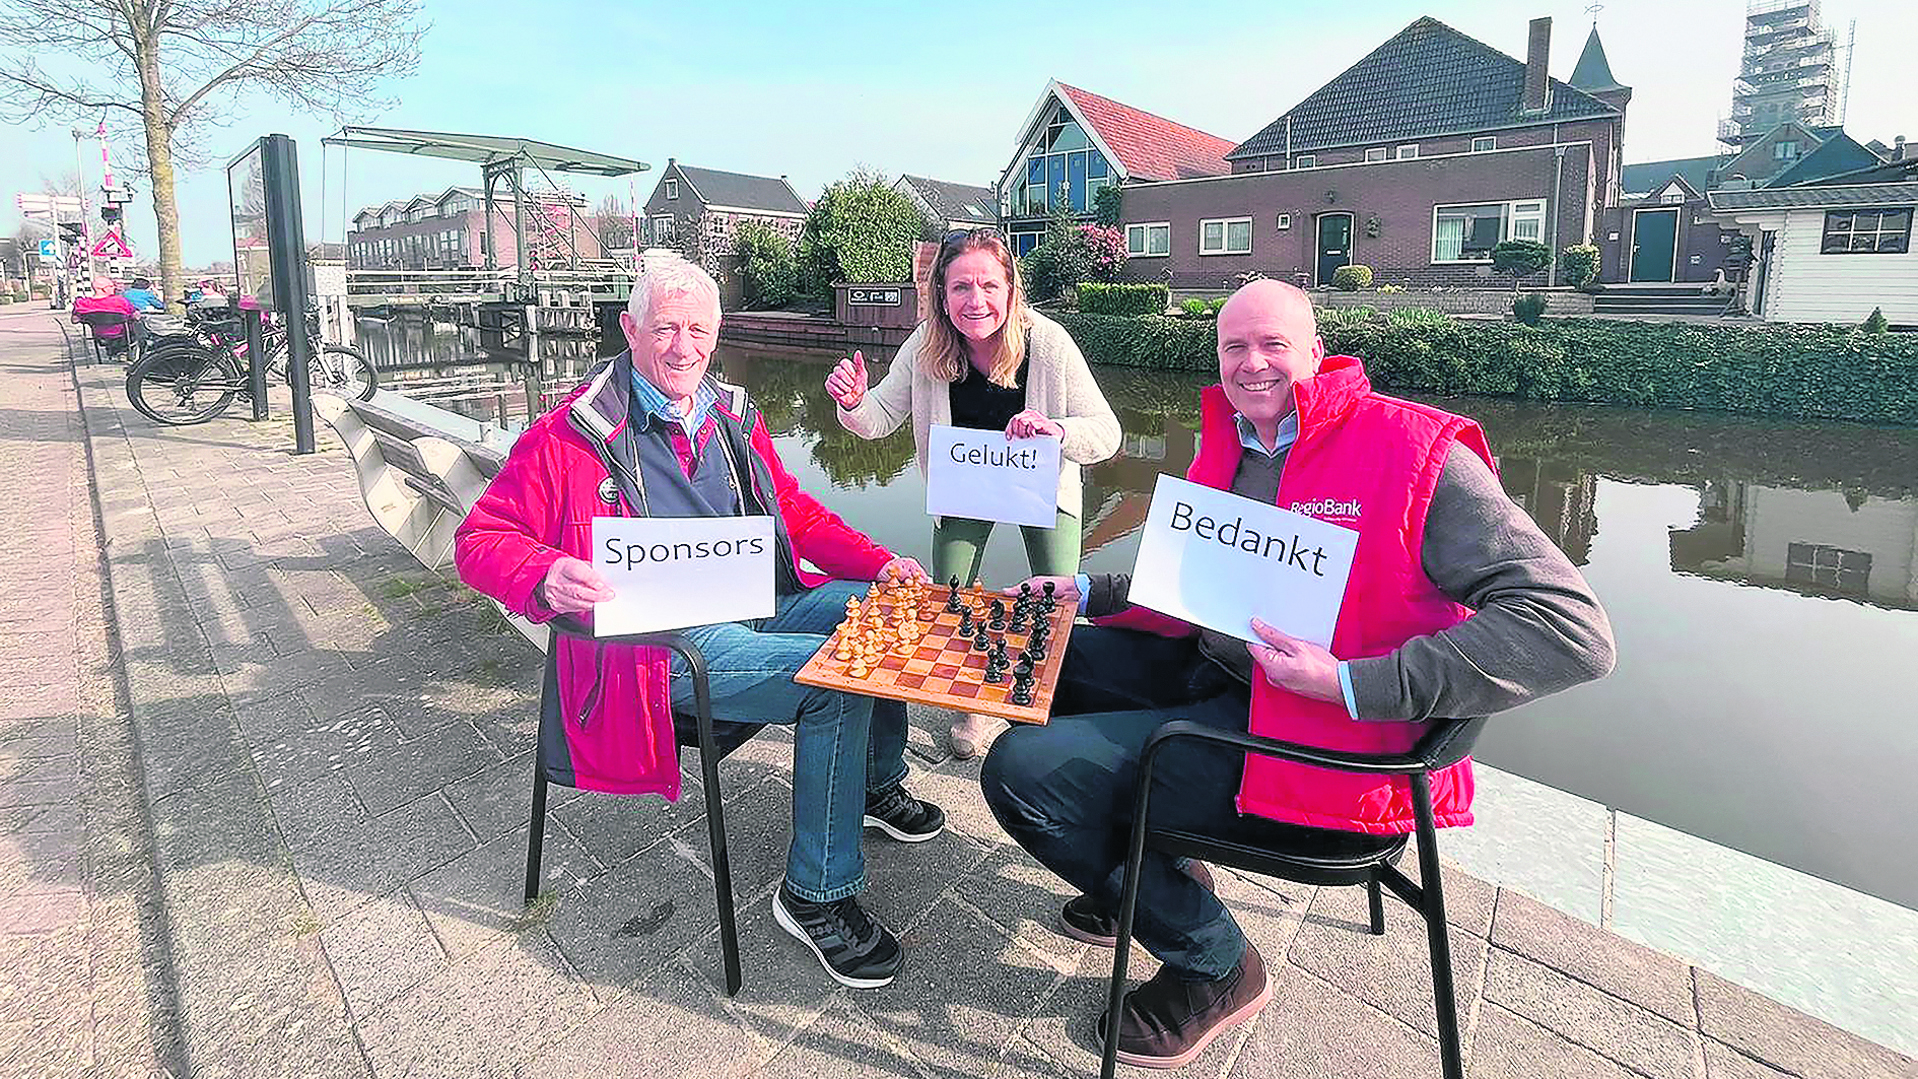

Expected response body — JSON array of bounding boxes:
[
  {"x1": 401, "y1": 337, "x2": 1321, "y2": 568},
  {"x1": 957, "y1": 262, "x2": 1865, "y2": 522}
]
[
  {"x1": 1414, "y1": 717, "x2": 1489, "y2": 771},
  {"x1": 75, "y1": 309, "x2": 132, "y2": 333}
]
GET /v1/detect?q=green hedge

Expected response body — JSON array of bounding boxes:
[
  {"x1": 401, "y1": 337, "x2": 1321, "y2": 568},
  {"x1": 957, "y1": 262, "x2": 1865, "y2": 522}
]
[
  {"x1": 1076, "y1": 281, "x2": 1169, "y2": 316},
  {"x1": 1053, "y1": 311, "x2": 1918, "y2": 425}
]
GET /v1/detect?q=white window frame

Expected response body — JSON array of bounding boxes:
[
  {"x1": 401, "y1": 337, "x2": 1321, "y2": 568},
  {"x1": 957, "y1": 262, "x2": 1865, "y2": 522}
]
[
  {"x1": 1660, "y1": 190, "x2": 1686, "y2": 205},
  {"x1": 652, "y1": 214, "x2": 676, "y2": 243},
  {"x1": 665, "y1": 179, "x2": 678, "y2": 200},
  {"x1": 1125, "y1": 221, "x2": 1171, "y2": 258},
  {"x1": 1471, "y1": 136, "x2": 1496, "y2": 153},
  {"x1": 1364, "y1": 147, "x2": 1388, "y2": 163},
  {"x1": 1429, "y1": 198, "x2": 1548, "y2": 263},
  {"x1": 1276, "y1": 213, "x2": 1292, "y2": 230},
  {"x1": 1198, "y1": 216, "x2": 1253, "y2": 256},
  {"x1": 1396, "y1": 144, "x2": 1419, "y2": 160},
  {"x1": 1295, "y1": 154, "x2": 1316, "y2": 169}
]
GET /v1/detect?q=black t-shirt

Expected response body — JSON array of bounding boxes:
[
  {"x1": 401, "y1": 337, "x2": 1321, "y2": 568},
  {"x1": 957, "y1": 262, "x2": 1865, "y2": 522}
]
[{"x1": 948, "y1": 354, "x2": 1030, "y2": 432}]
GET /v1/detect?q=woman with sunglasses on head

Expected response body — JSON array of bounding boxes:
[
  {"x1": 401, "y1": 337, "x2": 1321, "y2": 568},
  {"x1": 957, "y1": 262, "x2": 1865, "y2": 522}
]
[{"x1": 829, "y1": 227, "x2": 1120, "y2": 757}]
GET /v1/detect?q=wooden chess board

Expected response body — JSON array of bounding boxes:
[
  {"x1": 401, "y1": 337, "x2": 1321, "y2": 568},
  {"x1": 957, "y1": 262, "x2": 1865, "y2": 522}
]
[{"x1": 793, "y1": 582, "x2": 1075, "y2": 725}]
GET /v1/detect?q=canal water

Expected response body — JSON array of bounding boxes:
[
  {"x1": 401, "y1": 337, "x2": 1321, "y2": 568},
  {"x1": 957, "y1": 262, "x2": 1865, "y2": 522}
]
[{"x1": 355, "y1": 317, "x2": 1918, "y2": 911}]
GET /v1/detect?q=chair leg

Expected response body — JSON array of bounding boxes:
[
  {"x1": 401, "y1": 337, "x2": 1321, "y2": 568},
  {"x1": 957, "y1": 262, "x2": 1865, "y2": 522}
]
[
  {"x1": 1411, "y1": 774, "x2": 1465, "y2": 1079},
  {"x1": 699, "y1": 742, "x2": 742, "y2": 997},
  {"x1": 524, "y1": 765, "x2": 548, "y2": 905},
  {"x1": 1367, "y1": 873, "x2": 1386, "y2": 935}
]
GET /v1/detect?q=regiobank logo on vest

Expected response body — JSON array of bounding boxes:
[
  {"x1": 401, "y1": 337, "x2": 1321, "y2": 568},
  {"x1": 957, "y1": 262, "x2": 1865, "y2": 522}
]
[{"x1": 1288, "y1": 497, "x2": 1363, "y2": 523}]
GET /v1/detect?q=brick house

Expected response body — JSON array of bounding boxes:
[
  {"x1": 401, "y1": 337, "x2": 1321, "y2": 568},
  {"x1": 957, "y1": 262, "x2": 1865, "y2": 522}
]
[
  {"x1": 641, "y1": 161, "x2": 808, "y2": 306},
  {"x1": 994, "y1": 80, "x2": 1235, "y2": 257},
  {"x1": 893, "y1": 174, "x2": 997, "y2": 231},
  {"x1": 347, "y1": 186, "x2": 597, "y2": 271},
  {"x1": 1110, "y1": 16, "x2": 1629, "y2": 289}
]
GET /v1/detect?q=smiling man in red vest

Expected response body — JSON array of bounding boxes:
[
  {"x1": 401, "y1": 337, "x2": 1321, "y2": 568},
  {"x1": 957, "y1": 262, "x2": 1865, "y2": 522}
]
[{"x1": 981, "y1": 280, "x2": 1616, "y2": 1068}]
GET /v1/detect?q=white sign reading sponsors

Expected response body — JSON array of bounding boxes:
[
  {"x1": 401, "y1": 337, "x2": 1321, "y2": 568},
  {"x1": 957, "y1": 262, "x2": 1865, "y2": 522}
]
[
  {"x1": 1128, "y1": 475, "x2": 1360, "y2": 649},
  {"x1": 591, "y1": 515, "x2": 776, "y2": 637},
  {"x1": 925, "y1": 423, "x2": 1062, "y2": 529}
]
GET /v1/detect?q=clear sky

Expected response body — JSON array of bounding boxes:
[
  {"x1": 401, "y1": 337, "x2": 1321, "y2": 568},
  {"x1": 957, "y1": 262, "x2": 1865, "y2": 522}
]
[{"x1": 2, "y1": 0, "x2": 1911, "y2": 268}]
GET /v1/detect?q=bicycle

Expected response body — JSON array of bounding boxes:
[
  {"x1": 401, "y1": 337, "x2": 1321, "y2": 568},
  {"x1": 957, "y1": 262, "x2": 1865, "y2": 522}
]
[{"x1": 125, "y1": 305, "x2": 378, "y2": 426}]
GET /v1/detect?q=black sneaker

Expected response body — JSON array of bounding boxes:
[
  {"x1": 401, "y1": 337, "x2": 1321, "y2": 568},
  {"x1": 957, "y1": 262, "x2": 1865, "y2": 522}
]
[
  {"x1": 1061, "y1": 861, "x2": 1216, "y2": 947},
  {"x1": 863, "y1": 782, "x2": 945, "y2": 843},
  {"x1": 772, "y1": 884, "x2": 903, "y2": 989}
]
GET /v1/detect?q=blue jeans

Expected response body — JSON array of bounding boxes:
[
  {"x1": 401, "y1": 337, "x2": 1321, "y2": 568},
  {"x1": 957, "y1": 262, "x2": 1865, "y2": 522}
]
[
  {"x1": 668, "y1": 580, "x2": 909, "y2": 903},
  {"x1": 982, "y1": 626, "x2": 1394, "y2": 980}
]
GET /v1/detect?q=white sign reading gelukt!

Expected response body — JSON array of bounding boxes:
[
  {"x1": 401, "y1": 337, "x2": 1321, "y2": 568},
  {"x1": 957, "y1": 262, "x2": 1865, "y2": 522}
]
[
  {"x1": 1128, "y1": 475, "x2": 1359, "y2": 648},
  {"x1": 591, "y1": 515, "x2": 776, "y2": 637},
  {"x1": 925, "y1": 423, "x2": 1062, "y2": 529}
]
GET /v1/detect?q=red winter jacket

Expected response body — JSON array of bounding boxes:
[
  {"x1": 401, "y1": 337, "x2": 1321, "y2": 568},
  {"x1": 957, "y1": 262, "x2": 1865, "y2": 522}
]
[{"x1": 454, "y1": 355, "x2": 895, "y2": 797}]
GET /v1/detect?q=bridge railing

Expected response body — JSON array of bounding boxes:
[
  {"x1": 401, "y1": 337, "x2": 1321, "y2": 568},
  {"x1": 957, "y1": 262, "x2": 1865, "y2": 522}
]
[{"x1": 346, "y1": 268, "x2": 515, "y2": 296}]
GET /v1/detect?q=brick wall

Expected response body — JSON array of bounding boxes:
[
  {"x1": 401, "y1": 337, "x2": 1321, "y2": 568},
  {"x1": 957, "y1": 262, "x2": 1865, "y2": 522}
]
[
  {"x1": 1598, "y1": 198, "x2": 1744, "y2": 284},
  {"x1": 1117, "y1": 138, "x2": 1598, "y2": 290}
]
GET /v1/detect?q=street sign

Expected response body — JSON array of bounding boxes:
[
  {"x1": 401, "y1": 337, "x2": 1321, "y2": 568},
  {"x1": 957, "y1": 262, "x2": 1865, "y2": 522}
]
[
  {"x1": 37, "y1": 239, "x2": 56, "y2": 260},
  {"x1": 91, "y1": 230, "x2": 132, "y2": 258},
  {"x1": 15, "y1": 193, "x2": 81, "y2": 214}
]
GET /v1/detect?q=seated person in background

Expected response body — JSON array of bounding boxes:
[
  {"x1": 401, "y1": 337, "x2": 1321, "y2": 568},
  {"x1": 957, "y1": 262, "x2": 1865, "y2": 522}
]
[
  {"x1": 981, "y1": 280, "x2": 1616, "y2": 1068},
  {"x1": 455, "y1": 260, "x2": 945, "y2": 991},
  {"x1": 121, "y1": 276, "x2": 164, "y2": 312},
  {"x1": 70, "y1": 275, "x2": 138, "y2": 355}
]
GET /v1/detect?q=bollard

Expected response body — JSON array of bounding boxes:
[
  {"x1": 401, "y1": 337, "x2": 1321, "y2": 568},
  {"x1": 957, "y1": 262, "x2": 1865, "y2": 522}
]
[{"x1": 243, "y1": 307, "x2": 269, "y2": 420}]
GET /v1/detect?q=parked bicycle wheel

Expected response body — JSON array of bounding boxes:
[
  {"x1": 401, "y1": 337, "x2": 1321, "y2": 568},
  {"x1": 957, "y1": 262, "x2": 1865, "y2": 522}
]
[
  {"x1": 125, "y1": 345, "x2": 242, "y2": 426},
  {"x1": 266, "y1": 339, "x2": 378, "y2": 402}
]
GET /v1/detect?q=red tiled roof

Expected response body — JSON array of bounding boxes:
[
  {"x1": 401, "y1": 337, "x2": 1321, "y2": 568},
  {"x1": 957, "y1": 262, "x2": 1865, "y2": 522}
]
[{"x1": 1056, "y1": 83, "x2": 1235, "y2": 182}]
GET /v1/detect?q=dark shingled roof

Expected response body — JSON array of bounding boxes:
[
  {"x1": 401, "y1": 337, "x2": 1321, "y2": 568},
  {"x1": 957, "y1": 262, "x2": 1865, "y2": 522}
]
[
  {"x1": 1708, "y1": 181, "x2": 1918, "y2": 211},
  {"x1": 898, "y1": 175, "x2": 998, "y2": 224},
  {"x1": 1621, "y1": 155, "x2": 1726, "y2": 196},
  {"x1": 1568, "y1": 26, "x2": 1625, "y2": 92},
  {"x1": 1228, "y1": 16, "x2": 1618, "y2": 160},
  {"x1": 672, "y1": 165, "x2": 808, "y2": 215}
]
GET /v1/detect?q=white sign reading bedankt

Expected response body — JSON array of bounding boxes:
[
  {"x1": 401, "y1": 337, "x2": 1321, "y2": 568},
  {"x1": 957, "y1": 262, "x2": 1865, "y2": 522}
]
[
  {"x1": 1128, "y1": 475, "x2": 1360, "y2": 648},
  {"x1": 591, "y1": 515, "x2": 776, "y2": 637},
  {"x1": 925, "y1": 424, "x2": 1062, "y2": 529}
]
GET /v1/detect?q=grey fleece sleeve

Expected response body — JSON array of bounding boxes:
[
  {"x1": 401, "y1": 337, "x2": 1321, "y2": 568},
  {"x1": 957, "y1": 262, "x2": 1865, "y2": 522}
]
[{"x1": 1345, "y1": 443, "x2": 1616, "y2": 721}]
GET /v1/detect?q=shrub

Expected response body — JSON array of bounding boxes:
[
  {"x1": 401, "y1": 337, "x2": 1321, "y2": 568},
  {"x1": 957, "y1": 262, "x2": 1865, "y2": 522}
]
[
  {"x1": 734, "y1": 221, "x2": 798, "y2": 309},
  {"x1": 1513, "y1": 293, "x2": 1548, "y2": 326},
  {"x1": 797, "y1": 169, "x2": 925, "y2": 293},
  {"x1": 1022, "y1": 207, "x2": 1128, "y2": 301},
  {"x1": 1075, "y1": 282, "x2": 1168, "y2": 316},
  {"x1": 1331, "y1": 264, "x2": 1372, "y2": 291},
  {"x1": 1492, "y1": 240, "x2": 1552, "y2": 293},
  {"x1": 1862, "y1": 307, "x2": 1889, "y2": 335},
  {"x1": 1377, "y1": 283, "x2": 1404, "y2": 294},
  {"x1": 1181, "y1": 298, "x2": 1210, "y2": 318},
  {"x1": 1208, "y1": 297, "x2": 1227, "y2": 315},
  {"x1": 1093, "y1": 185, "x2": 1122, "y2": 228},
  {"x1": 1560, "y1": 244, "x2": 1601, "y2": 289},
  {"x1": 1050, "y1": 310, "x2": 1918, "y2": 425}
]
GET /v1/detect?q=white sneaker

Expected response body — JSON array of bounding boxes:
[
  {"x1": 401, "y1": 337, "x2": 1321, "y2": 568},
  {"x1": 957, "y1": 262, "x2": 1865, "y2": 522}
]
[{"x1": 948, "y1": 712, "x2": 1010, "y2": 759}]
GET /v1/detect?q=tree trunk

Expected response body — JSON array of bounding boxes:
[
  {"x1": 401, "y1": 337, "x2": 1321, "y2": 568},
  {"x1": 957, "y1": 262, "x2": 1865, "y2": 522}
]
[{"x1": 136, "y1": 42, "x2": 182, "y2": 313}]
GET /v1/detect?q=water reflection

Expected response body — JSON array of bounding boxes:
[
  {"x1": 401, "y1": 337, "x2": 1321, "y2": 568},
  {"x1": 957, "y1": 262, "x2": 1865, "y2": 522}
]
[{"x1": 356, "y1": 313, "x2": 1918, "y2": 908}]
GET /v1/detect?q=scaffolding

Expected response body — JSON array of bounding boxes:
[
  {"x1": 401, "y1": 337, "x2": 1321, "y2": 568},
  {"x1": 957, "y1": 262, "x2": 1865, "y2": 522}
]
[{"x1": 1721, "y1": 0, "x2": 1840, "y2": 147}]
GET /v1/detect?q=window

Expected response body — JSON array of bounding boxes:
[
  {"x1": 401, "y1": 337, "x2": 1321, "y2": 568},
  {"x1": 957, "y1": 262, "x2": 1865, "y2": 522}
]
[
  {"x1": 1471, "y1": 136, "x2": 1497, "y2": 153},
  {"x1": 1199, "y1": 217, "x2": 1253, "y2": 255},
  {"x1": 1014, "y1": 104, "x2": 1114, "y2": 215},
  {"x1": 1774, "y1": 141, "x2": 1800, "y2": 161},
  {"x1": 1661, "y1": 190, "x2": 1687, "y2": 205},
  {"x1": 1821, "y1": 208, "x2": 1910, "y2": 253},
  {"x1": 1276, "y1": 213, "x2": 1292, "y2": 230},
  {"x1": 1431, "y1": 199, "x2": 1547, "y2": 261},
  {"x1": 652, "y1": 214, "x2": 676, "y2": 244},
  {"x1": 1125, "y1": 222, "x2": 1171, "y2": 257},
  {"x1": 1395, "y1": 144, "x2": 1419, "y2": 160},
  {"x1": 1295, "y1": 154, "x2": 1316, "y2": 169},
  {"x1": 665, "y1": 179, "x2": 678, "y2": 200},
  {"x1": 1364, "y1": 148, "x2": 1388, "y2": 163},
  {"x1": 1786, "y1": 543, "x2": 1871, "y2": 593},
  {"x1": 1010, "y1": 230, "x2": 1042, "y2": 257}
]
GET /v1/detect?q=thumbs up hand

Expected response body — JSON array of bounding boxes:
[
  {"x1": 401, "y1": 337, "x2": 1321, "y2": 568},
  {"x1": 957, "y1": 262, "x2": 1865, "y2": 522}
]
[{"x1": 826, "y1": 350, "x2": 868, "y2": 409}]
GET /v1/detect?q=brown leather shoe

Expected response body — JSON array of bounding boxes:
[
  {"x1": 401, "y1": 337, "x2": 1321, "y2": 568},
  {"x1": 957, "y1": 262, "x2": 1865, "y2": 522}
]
[
  {"x1": 1097, "y1": 945, "x2": 1271, "y2": 1069},
  {"x1": 1060, "y1": 861, "x2": 1216, "y2": 947}
]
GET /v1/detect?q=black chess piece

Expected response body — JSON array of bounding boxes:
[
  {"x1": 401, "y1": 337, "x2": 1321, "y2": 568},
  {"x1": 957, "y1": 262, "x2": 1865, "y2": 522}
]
[
  {"x1": 1019, "y1": 581, "x2": 1032, "y2": 600},
  {"x1": 983, "y1": 663, "x2": 1004, "y2": 684},
  {"x1": 1008, "y1": 609, "x2": 1028, "y2": 633},
  {"x1": 990, "y1": 637, "x2": 1009, "y2": 662},
  {"x1": 946, "y1": 576, "x2": 963, "y2": 613},
  {"x1": 989, "y1": 601, "x2": 1006, "y2": 631},
  {"x1": 958, "y1": 608, "x2": 974, "y2": 635},
  {"x1": 973, "y1": 627, "x2": 990, "y2": 651},
  {"x1": 1025, "y1": 637, "x2": 1047, "y2": 662},
  {"x1": 1009, "y1": 679, "x2": 1033, "y2": 707},
  {"x1": 1042, "y1": 580, "x2": 1056, "y2": 599},
  {"x1": 1013, "y1": 656, "x2": 1035, "y2": 680}
]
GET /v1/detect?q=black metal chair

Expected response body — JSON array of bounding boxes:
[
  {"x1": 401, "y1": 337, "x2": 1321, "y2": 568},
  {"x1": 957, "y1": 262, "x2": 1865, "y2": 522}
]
[
  {"x1": 524, "y1": 620, "x2": 765, "y2": 996},
  {"x1": 1101, "y1": 717, "x2": 1487, "y2": 1079},
  {"x1": 74, "y1": 309, "x2": 136, "y2": 364}
]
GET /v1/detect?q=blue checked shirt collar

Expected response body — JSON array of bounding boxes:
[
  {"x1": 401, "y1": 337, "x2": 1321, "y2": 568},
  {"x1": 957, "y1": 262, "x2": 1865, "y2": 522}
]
[
  {"x1": 630, "y1": 367, "x2": 718, "y2": 436},
  {"x1": 1235, "y1": 410, "x2": 1299, "y2": 458}
]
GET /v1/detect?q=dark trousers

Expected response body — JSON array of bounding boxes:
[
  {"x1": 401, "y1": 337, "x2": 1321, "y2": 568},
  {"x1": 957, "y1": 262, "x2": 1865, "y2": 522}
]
[{"x1": 980, "y1": 625, "x2": 1392, "y2": 980}]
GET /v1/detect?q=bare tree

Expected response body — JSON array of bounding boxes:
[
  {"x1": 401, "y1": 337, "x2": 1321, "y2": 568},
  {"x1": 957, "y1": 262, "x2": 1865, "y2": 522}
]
[
  {"x1": 0, "y1": 0, "x2": 427, "y2": 307},
  {"x1": 593, "y1": 193, "x2": 633, "y2": 253}
]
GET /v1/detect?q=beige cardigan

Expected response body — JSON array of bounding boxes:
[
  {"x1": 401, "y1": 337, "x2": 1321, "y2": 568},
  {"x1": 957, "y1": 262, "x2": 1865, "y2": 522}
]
[{"x1": 836, "y1": 311, "x2": 1121, "y2": 518}]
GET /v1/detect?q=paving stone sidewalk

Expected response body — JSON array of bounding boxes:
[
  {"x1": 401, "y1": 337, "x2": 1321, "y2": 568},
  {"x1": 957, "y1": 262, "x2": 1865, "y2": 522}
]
[{"x1": 7, "y1": 302, "x2": 1914, "y2": 1078}]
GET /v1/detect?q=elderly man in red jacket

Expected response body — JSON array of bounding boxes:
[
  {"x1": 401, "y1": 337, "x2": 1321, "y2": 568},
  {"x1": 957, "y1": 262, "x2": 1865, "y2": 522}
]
[
  {"x1": 455, "y1": 260, "x2": 944, "y2": 990},
  {"x1": 983, "y1": 280, "x2": 1615, "y2": 1067}
]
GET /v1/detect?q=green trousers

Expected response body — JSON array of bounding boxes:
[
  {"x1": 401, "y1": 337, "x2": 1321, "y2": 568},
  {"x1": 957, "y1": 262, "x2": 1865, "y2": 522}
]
[{"x1": 931, "y1": 510, "x2": 1083, "y2": 587}]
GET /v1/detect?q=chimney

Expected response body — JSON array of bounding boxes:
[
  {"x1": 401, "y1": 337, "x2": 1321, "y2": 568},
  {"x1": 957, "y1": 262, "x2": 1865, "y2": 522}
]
[
  {"x1": 1522, "y1": 17, "x2": 1552, "y2": 116},
  {"x1": 1897, "y1": 135, "x2": 1912, "y2": 161}
]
